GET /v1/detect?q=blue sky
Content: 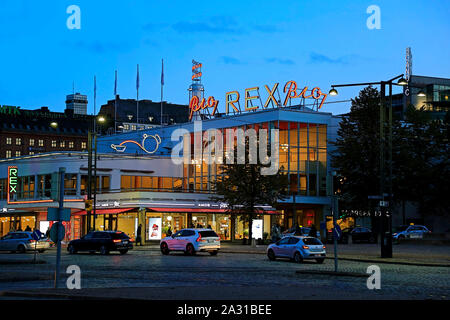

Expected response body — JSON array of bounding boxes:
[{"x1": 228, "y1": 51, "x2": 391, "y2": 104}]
[{"x1": 0, "y1": 0, "x2": 449, "y2": 115}]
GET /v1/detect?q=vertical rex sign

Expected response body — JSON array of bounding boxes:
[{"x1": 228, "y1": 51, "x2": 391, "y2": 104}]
[{"x1": 7, "y1": 166, "x2": 18, "y2": 203}]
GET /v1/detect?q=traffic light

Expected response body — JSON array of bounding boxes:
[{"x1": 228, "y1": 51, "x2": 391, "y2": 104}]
[{"x1": 85, "y1": 199, "x2": 93, "y2": 211}]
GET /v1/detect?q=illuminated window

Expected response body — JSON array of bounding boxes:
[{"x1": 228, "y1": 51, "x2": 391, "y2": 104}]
[
  {"x1": 15, "y1": 151, "x2": 21, "y2": 157},
  {"x1": 131, "y1": 125, "x2": 137, "y2": 131},
  {"x1": 16, "y1": 138, "x2": 21, "y2": 145},
  {"x1": 38, "y1": 139, "x2": 44, "y2": 146},
  {"x1": 69, "y1": 141, "x2": 74, "y2": 148},
  {"x1": 81, "y1": 142, "x2": 87, "y2": 149},
  {"x1": 6, "y1": 150, "x2": 11, "y2": 158},
  {"x1": 29, "y1": 139, "x2": 35, "y2": 146},
  {"x1": 29, "y1": 151, "x2": 35, "y2": 155},
  {"x1": 60, "y1": 141, "x2": 65, "y2": 148},
  {"x1": 51, "y1": 140, "x2": 57, "y2": 147},
  {"x1": 6, "y1": 137, "x2": 12, "y2": 145}
]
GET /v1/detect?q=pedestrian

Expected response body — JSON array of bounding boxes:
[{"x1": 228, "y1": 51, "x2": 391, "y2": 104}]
[
  {"x1": 207, "y1": 224, "x2": 212, "y2": 229},
  {"x1": 17, "y1": 226, "x2": 23, "y2": 232},
  {"x1": 136, "y1": 224, "x2": 142, "y2": 246},
  {"x1": 25, "y1": 225, "x2": 31, "y2": 232},
  {"x1": 167, "y1": 226, "x2": 172, "y2": 237},
  {"x1": 308, "y1": 224, "x2": 317, "y2": 238},
  {"x1": 271, "y1": 224, "x2": 278, "y2": 243}
]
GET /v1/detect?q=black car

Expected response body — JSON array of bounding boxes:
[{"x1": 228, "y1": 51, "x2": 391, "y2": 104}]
[
  {"x1": 68, "y1": 231, "x2": 133, "y2": 255},
  {"x1": 340, "y1": 227, "x2": 377, "y2": 244}
]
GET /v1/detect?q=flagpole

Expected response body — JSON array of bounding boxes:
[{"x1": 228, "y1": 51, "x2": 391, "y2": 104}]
[
  {"x1": 94, "y1": 75, "x2": 97, "y2": 133},
  {"x1": 136, "y1": 64, "x2": 139, "y2": 126},
  {"x1": 161, "y1": 59, "x2": 164, "y2": 127},
  {"x1": 114, "y1": 70, "x2": 117, "y2": 134}
]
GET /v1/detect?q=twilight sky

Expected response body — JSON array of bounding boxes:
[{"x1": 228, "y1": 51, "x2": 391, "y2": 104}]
[{"x1": 0, "y1": 0, "x2": 449, "y2": 116}]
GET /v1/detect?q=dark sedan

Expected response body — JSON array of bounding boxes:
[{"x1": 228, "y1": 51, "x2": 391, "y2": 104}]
[
  {"x1": 68, "y1": 231, "x2": 133, "y2": 255},
  {"x1": 340, "y1": 227, "x2": 377, "y2": 244}
]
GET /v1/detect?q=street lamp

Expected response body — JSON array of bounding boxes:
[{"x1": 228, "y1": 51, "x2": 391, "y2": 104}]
[
  {"x1": 417, "y1": 90, "x2": 426, "y2": 97},
  {"x1": 329, "y1": 74, "x2": 407, "y2": 258},
  {"x1": 328, "y1": 88, "x2": 338, "y2": 96},
  {"x1": 50, "y1": 122, "x2": 58, "y2": 128}
]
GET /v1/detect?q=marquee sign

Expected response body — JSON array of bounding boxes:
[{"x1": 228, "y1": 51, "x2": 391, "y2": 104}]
[
  {"x1": 111, "y1": 134, "x2": 161, "y2": 154},
  {"x1": 7, "y1": 166, "x2": 18, "y2": 203},
  {"x1": 188, "y1": 80, "x2": 328, "y2": 121}
]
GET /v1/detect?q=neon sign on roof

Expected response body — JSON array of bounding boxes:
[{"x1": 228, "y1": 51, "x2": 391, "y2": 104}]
[{"x1": 188, "y1": 80, "x2": 328, "y2": 121}]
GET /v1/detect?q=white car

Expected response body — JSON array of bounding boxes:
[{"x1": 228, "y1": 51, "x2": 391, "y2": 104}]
[
  {"x1": 0, "y1": 232, "x2": 51, "y2": 253},
  {"x1": 267, "y1": 236, "x2": 326, "y2": 263},
  {"x1": 160, "y1": 228, "x2": 220, "y2": 256},
  {"x1": 393, "y1": 225, "x2": 431, "y2": 239}
]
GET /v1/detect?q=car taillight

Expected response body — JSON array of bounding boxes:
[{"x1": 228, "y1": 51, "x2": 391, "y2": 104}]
[
  {"x1": 302, "y1": 245, "x2": 309, "y2": 249},
  {"x1": 323, "y1": 245, "x2": 326, "y2": 249},
  {"x1": 113, "y1": 239, "x2": 121, "y2": 243},
  {"x1": 28, "y1": 239, "x2": 36, "y2": 243},
  {"x1": 196, "y1": 234, "x2": 206, "y2": 242}
]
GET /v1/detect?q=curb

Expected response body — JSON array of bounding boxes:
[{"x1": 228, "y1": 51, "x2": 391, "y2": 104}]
[
  {"x1": 0, "y1": 290, "x2": 134, "y2": 300},
  {"x1": 295, "y1": 270, "x2": 367, "y2": 277}
]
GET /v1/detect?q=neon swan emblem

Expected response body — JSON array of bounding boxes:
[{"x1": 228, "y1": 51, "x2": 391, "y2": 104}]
[{"x1": 111, "y1": 134, "x2": 161, "y2": 154}]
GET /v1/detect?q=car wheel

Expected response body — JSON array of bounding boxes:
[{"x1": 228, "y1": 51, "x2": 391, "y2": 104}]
[
  {"x1": 17, "y1": 245, "x2": 26, "y2": 254},
  {"x1": 68, "y1": 245, "x2": 77, "y2": 254},
  {"x1": 100, "y1": 245, "x2": 109, "y2": 255},
  {"x1": 119, "y1": 249, "x2": 128, "y2": 255},
  {"x1": 185, "y1": 244, "x2": 195, "y2": 256},
  {"x1": 267, "y1": 249, "x2": 276, "y2": 261},
  {"x1": 160, "y1": 242, "x2": 170, "y2": 255},
  {"x1": 294, "y1": 251, "x2": 303, "y2": 263},
  {"x1": 209, "y1": 250, "x2": 218, "y2": 256},
  {"x1": 316, "y1": 258, "x2": 325, "y2": 264}
]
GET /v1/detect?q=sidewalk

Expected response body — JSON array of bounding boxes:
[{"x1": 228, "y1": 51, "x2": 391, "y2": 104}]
[{"x1": 133, "y1": 242, "x2": 450, "y2": 267}]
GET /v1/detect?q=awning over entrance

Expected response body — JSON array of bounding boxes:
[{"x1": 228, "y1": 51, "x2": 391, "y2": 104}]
[
  {"x1": 73, "y1": 208, "x2": 134, "y2": 216},
  {"x1": 147, "y1": 207, "x2": 280, "y2": 214}
]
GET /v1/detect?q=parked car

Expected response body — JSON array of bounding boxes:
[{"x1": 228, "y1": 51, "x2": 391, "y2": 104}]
[
  {"x1": 160, "y1": 228, "x2": 220, "y2": 256},
  {"x1": 393, "y1": 225, "x2": 431, "y2": 240},
  {"x1": 67, "y1": 231, "x2": 133, "y2": 255},
  {"x1": 267, "y1": 236, "x2": 326, "y2": 263},
  {"x1": 0, "y1": 232, "x2": 50, "y2": 253},
  {"x1": 341, "y1": 227, "x2": 377, "y2": 244},
  {"x1": 282, "y1": 226, "x2": 321, "y2": 238}
]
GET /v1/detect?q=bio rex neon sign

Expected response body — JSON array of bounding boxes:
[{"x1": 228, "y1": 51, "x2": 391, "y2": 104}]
[
  {"x1": 188, "y1": 80, "x2": 328, "y2": 121},
  {"x1": 7, "y1": 166, "x2": 18, "y2": 202}
]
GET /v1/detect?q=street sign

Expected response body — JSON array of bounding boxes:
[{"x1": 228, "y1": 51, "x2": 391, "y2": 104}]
[
  {"x1": 31, "y1": 230, "x2": 43, "y2": 241},
  {"x1": 379, "y1": 201, "x2": 389, "y2": 207},
  {"x1": 47, "y1": 207, "x2": 71, "y2": 221},
  {"x1": 49, "y1": 222, "x2": 65, "y2": 243},
  {"x1": 333, "y1": 223, "x2": 342, "y2": 240}
]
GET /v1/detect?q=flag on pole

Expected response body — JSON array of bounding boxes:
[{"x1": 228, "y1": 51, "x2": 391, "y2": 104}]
[
  {"x1": 161, "y1": 59, "x2": 164, "y2": 86},
  {"x1": 136, "y1": 64, "x2": 140, "y2": 90},
  {"x1": 114, "y1": 70, "x2": 117, "y2": 96}
]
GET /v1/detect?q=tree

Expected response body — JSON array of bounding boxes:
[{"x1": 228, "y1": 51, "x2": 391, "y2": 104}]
[
  {"x1": 332, "y1": 86, "x2": 383, "y2": 212},
  {"x1": 212, "y1": 143, "x2": 288, "y2": 244}
]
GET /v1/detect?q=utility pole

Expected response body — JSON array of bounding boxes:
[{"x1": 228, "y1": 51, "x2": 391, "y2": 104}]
[
  {"x1": 54, "y1": 167, "x2": 65, "y2": 288},
  {"x1": 87, "y1": 131, "x2": 92, "y2": 233},
  {"x1": 331, "y1": 171, "x2": 338, "y2": 272}
]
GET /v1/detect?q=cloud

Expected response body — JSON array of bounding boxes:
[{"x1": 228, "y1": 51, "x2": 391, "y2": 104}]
[
  {"x1": 172, "y1": 16, "x2": 242, "y2": 34},
  {"x1": 265, "y1": 58, "x2": 295, "y2": 65},
  {"x1": 309, "y1": 52, "x2": 352, "y2": 65},
  {"x1": 252, "y1": 25, "x2": 281, "y2": 33},
  {"x1": 70, "y1": 40, "x2": 128, "y2": 53},
  {"x1": 220, "y1": 56, "x2": 243, "y2": 65}
]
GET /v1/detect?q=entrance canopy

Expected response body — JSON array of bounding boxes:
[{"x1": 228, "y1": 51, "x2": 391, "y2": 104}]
[{"x1": 73, "y1": 208, "x2": 134, "y2": 216}]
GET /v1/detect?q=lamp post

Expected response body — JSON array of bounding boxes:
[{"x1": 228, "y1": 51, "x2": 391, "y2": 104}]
[
  {"x1": 87, "y1": 116, "x2": 105, "y2": 233},
  {"x1": 329, "y1": 74, "x2": 407, "y2": 258}
]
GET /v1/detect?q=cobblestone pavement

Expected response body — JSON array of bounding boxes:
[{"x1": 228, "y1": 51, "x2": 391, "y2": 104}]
[{"x1": 0, "y1": 248, "x2": 449, "y2": 300}]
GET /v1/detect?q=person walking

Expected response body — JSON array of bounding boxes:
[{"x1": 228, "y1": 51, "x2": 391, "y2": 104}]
[
  {"x1": 136, "y1": 224, "x2": 142, "y2": 246},
  {"x1": 308, "y1": 224, "x2": 318, "y2": 238},
  {"x1": 167, "y1": 226, "x2": 172, "y2": 237}
]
